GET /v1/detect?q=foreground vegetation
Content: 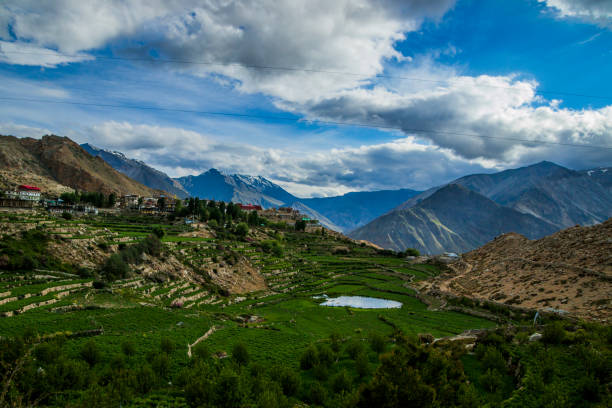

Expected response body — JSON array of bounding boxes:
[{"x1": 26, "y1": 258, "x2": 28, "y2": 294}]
[{"x1": 0, "y1": 209, "x2": 609, "y2": 407}]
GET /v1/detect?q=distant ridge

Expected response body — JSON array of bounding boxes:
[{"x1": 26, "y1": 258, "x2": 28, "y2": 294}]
[
  {"x1": 350, "y1": 161, "x2": 612, "y2": 254},
  {"x1": 291, "y1": 188, "x2": 421, "y2": 232},
  {"x1": 175, "y1": 168, "x2": 298, "y2": 208},
  {"x1": 81, "y1": 143, "x2": 189, "y2": 198},
  {"x1": 350, "y1": 184, "x2": 557, "y2": 254}
]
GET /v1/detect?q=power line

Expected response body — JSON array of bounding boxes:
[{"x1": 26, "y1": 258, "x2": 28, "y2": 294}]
[
  {"x1": 2, "y1": 95, "x2": 611, "y2": 150},
  {"x1": 2, "y1": 50, "x2": 612, "y2": 101}
]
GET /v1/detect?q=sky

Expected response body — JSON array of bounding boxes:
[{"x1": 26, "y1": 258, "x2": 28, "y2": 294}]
[{"x1": 0, "y1": 0, "x2": 611, "y2": 197}]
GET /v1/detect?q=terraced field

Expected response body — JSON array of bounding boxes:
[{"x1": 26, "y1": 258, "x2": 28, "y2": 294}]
[{"x1": 0, "y1": 212, "x2": 497, "y2": 369}]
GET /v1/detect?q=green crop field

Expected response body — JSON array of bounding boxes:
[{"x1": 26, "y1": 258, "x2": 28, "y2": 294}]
[{"x1": 0, "y1": 210, "x2": 609, "y2": 407}]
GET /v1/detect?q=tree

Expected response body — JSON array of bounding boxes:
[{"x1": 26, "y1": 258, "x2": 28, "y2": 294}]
[
  {"x1": 152, "y1": 226, "x2": 165, "y2": 239},
  {"x1": 232, "y1": 342, "x2": 249, "y2": 366},
  {"x1": 369, "y1": 332, "x2": 386, "y2": 354},
  {"x1": 235, "y1": 222, "x2": 249, "y2": 239},
  {"x1": 80, "y1": 340, "x2": 101, "y2": 367},
  {"x1": 247, "y1": 210, "x2": 259, "y2": 226},
  {"x1": 300, "y1": 344, "x2": 319, "y2": 370},
  {"x1": 295, "y1": 219, "x2": 307, "y2": 231},
  {"x1": 107, "y1": 192, "x2": 117, "y2": 207},
  {"x1": 160, "y1": 337, "x2": 174, "y2": 354},
  {"x1": 355, "y1": 351, "x2": 370, "y2": 378},
  {"x1": 157, "y1": 196, "x2": 166, "y2": 211}
]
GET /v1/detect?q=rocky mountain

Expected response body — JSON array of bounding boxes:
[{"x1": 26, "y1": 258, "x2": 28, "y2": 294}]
[
  {"x1": 353, "y1": 161, "x2": 612, "y2": 253},
  {"x1": 0, "y1": 135, "x2": 159, "y2": 196},
  {"x1": 420, "y1": 218, "x2": 612, "y2": 321},
  {"x1": 78, "y1": 145, "x2": 427, "y2": 231},
  {"x1": 398, "y1": 161, "x2": 612, "y2": 229},
  {"x1": 176, "y1": 169, "x2": 298, "y2": 208},
  {"x1": 350, "y1": 184, "x2": 558, "y2": 254},
  {"x1": 292, "y1": 188, "x2": 421, "y2": 232},
  {"x1": 81, "y1": 144, "x2": 189, "y2": 198}
]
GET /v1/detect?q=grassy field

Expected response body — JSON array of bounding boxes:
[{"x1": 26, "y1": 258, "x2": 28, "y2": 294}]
[{"x1": 2, "y1": 211, "x2": 607, "y2": 407}]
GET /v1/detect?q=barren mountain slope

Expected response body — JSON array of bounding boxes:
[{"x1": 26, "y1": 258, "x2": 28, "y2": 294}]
[
  {"x1": 422, "y1": 219, "x2": 612, "y2": 321},
  {"x1": 0, "y1": 135, "x2": 159, "y2": 196}
]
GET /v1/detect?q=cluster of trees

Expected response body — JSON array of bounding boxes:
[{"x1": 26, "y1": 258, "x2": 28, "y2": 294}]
[
  {"x1": 60, "y1": 191, "x2": 117, "y2": 208},
  {"x1": 100, "y1": 234, "x2": 162, "y2": 281},
  {"x1": 0, "y1": 229, "x2": 81, "y2": 274},
  {"x1": 1, "y1": 322, "x2": 610, "y2": 407}
]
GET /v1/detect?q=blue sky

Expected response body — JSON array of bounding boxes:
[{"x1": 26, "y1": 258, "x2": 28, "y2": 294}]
[{"x1": 0, "y1": 0, "x2": 611, "y2": 197}]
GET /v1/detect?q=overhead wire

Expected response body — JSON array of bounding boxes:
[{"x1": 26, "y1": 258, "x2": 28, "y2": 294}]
[
  {"x1": 2, "y1": 50, "x2": 612, "y2": 101},
  {"x1": 1, "y1": 95, "x2": 611, "y2": 150}
]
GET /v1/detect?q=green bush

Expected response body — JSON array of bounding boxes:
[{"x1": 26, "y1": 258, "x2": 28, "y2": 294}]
[
  {"x1": 369, "y1": 332, "x2": 386, "y2": 354},
  {"x1": 232, "y1": 342, "x2": 249, "y2": 366},
  {"x1": 80, "y1": 340, "x2": 101, "y2": 367},
  {"x1": 300, "y1": 344, "x2": 319, "y2": 370}
]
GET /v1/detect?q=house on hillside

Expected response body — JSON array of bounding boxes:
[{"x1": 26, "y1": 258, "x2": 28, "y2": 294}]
[
  {"x1": 120, "y1": 194, "x2": 140, "y2": 209},
  {"x1": 0, "y1": 185, "x2": 41, "y2": 209},
  {"x1": 17, "y1": 185, "x2": 41, "y2": 201},
  {"x1": 238, "y1": 204, "x2": 263, "y2": 211}
]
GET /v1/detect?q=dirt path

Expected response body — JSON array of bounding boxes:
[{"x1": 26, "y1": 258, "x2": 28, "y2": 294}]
[
  {"x1": 187, "y1": 325, "x2": 218, "y2": 358},
  {"x1": 439, "y1": 262, "x2": 472, "y2": 293}
]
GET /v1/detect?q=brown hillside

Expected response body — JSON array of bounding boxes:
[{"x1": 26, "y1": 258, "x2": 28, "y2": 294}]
[
  {"x1": 421, "y1": 219, "x2": 612, "y2": 322},
  {"x1": 0, "y1": 135, "x2": 159, "y2": 196}
]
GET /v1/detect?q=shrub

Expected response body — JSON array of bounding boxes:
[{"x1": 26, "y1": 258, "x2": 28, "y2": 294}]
[
  {"x1": 346, "y1": 340, "x2": 365, "y2": 360},
  {"x1": 355, "y1": 351, "x2": 370, "y2": 378},
  {"x1": 481, "y1": 346, "x2": 506, "y2": 373},
  {"x1": 480, "y1": 368, "x2": 503, "y2": 393},
  {"x1": 152, "y1": 226, "x2": 165, "y2": 239},
  {"x1": 542, "y1": 322, "x2": 566, "y2": 345},
  {"x1": 317, "y1": 344, "x2": 334, "y2": 367},
  {"x1": 235, "y1": 222, "x2": 249, "y2": 239},
  {"x1": 151, "y1": 353, "x2": 170, "y2": 379},
  {"x1": 369, "y1": 332, "x2": 386, "y2": 354},
  {"x1": 61, "y1": 212, "x2": 73, "y2": 220},
  {"x1": 80, "y1": 340, "x2": 101, "y2": 367},
  {"x1": 232, "y1": 342, "x2": 249, "y2": 366},
  {"x1": 160, "y1": 337, "x2": 174, "y2": 354},
  {"x1": 100, "y1": 253, "x2": 129, "y2": 281},
  {"x1": 331, "y1": 369, "x2": 352, "y2": 394},
  {"x1": 308, "y1": 381, "x2": 327, "y2": 405},
  {"x1": 121, "y1": 340, "x2": 135, "y2": 356},
  {"x1": 300, "y1": 344, "x2": 319, "y2": 370},
  {"x1": 192, "y1": 343, "x2": 210, "y2": 360},
  {"x1": 272, "y1": 366, "x2": 301, "y2": 396}
]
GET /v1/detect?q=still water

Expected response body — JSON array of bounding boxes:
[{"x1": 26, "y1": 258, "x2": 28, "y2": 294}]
[{"x1": 317, "y1": 295, "x2": 402, "y2": 309}]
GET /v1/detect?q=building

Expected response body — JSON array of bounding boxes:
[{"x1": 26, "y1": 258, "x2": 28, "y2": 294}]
[
  {"x1": 238, "y1": 204, "x2": 263, "y2": 211},
  {"x1": 17, "y1": 185, "x2": 41, "y2": 201},
  {"x1": 120, "y1": 194, "x2": 140, "y2": 209}
]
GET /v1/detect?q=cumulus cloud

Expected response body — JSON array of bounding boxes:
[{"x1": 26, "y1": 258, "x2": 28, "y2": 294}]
[
  {"x1": 1, "y1": 0, "x2": 610, "y2": 193},
  {"x1": 297, "y1": 69, "x2": 612, "y2": 166},
  {"x1": 541, "y1": 0, "x2": 612, "y2": 27}
]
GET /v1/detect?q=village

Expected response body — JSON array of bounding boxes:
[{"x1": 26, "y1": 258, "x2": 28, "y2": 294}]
[{"x1": 0, "y1": 183, "x2": 318, "y2": 227}]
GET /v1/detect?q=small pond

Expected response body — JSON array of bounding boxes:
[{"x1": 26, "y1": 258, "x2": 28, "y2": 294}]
[{"x1": 317, "y1": 295, "x2": 402, "y2": 309}]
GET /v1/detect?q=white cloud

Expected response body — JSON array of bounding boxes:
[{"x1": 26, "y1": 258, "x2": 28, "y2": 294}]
[
  {"x1": 0, "y1": 41, "x2": 92, "y2": 67},
  {"x1": 0, "y1": 122, "x2": 51, "y2": 138},
  {"x1": 541, "y1": 0, "x2": 612, "y2": 27},
  {"x1": 81, "y1": 121, "x2": 495, "y2": 197}
]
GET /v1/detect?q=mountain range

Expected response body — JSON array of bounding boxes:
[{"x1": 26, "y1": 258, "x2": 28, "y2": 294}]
[
  {"x1": 1, "y1": 135, "x2": 608, "y2": 256},
  {"x1": 350, "y1": 162, "x2": 612, "y2": 254},
  {"x1": 81, "y1": 144, "x2": 189, "y2": 198},
  {"x1": 79, "y1": 143, "x2": 422, "y2": 232}
]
